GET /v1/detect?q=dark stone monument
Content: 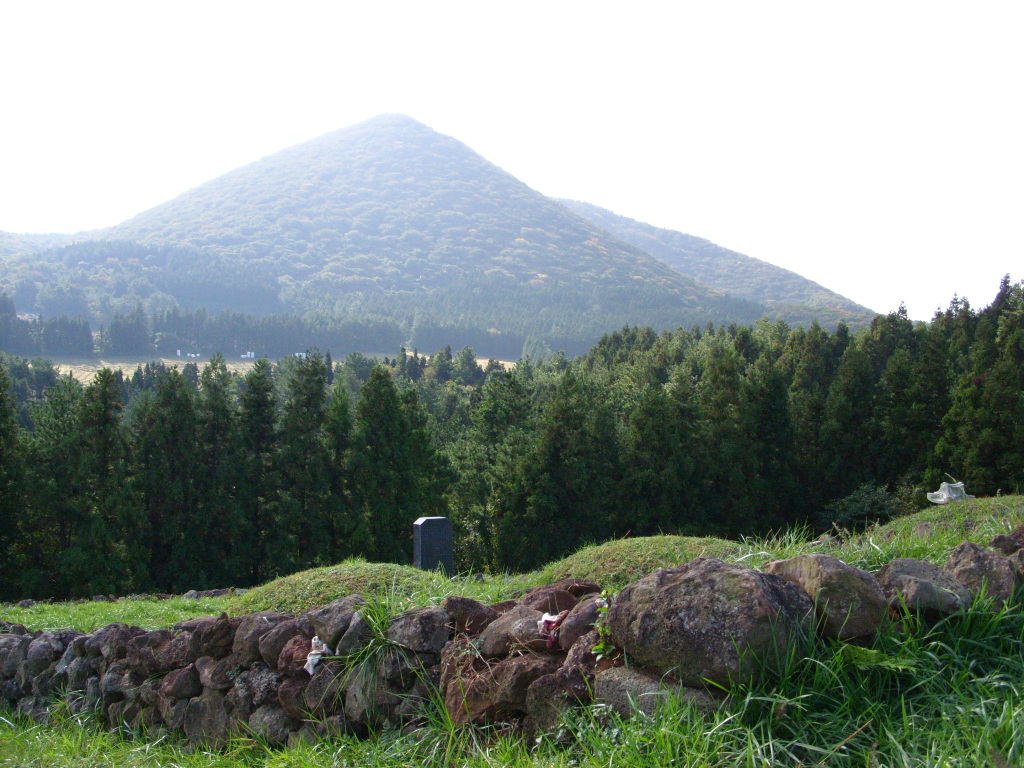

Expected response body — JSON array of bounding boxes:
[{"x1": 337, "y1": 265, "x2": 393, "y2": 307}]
[{"x1": 413, "y1": 516, "x2": 453, "y2": 575}]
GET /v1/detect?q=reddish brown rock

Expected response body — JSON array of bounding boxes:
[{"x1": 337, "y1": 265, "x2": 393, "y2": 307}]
[
  {"x1": 945, "y1": 542, "x2": 1017, "y2": 608},
  {"x1": 259, "y1": 619, "x2": 312, "y2": 669},
  {"x1": 277, "y1": 675, "x2": 310, "y2": 721},
  {"x1": 159, "y1": 664, "x2": 202, "y2": 700},
  {"x1": 442, "y1": 596, "x2": 499, "y2": 635},
  {"x1": 231, "y1": 612, "x2": 291, "y2": 667},
  {"x1": 489, "y1": 600, "x2": 518, "y2": 615},
  {"x1": 558, "y1": 595, "x2": 601, "y2": 652},
  {"x1": 278, "y1": 635, "x2": 314, "y2": 678},
  {"x1": 521, "y1": 587, "x2": 578, "y2": 614},
  {"x1": 445, "y1": 653, "x2": 562, "y2": 727},
  {"x1": 187, "y1": 614, "x2": 239, "y2": 661}
]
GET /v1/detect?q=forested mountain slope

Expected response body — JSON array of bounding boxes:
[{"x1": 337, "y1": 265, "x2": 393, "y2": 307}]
[
  {"x1": 0, "y1": 115, "x2": 873, "y2": 356},
  {"x1": 561, "y1": 198, "x2": 877, "y2": 329}
]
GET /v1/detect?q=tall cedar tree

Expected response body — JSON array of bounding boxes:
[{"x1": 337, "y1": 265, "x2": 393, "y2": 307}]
[
  {"x1": 196, "y1": 354, "x2": 246, "y2": 585},
  {"x1": 239, "y1": 359, "x2": 280, "y2": 584},
  {"x1": 351, "y1": 366, "x2": 448, "y2": 564},
  {"x1": 132, "y1": 369, "x2": 204, "y2": 592},
  {"x1": 19, "y1": 378, "x2": 84, "y2": 597},
  {"x1": 276, "y1": 352, "x2": 334, "y2": 573},
  {"x1": 76, "y1": 369, "x2": 147, "y2": 594},
  {"x1": 0, "y1": 359, "x2": 25, "y2": 600}
]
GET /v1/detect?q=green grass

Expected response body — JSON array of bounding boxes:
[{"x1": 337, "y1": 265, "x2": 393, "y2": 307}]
[
  {"x1": 533, "y1": 534, "x2": 737, "y2": 591},
  {"x1": 0, "y1": 596, "x2": 233, "y2": 633},
  {"x1": 4, "y1": 496, "x2": 1024, "y2": 766}
]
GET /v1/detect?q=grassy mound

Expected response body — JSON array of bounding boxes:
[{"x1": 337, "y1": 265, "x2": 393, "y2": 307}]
[
  {"x1": 231, "y1": 558, "x2": 452, "y2": 614},
  {"x1": 533, "y1": 534, "x2": 737, "y2": 590}
]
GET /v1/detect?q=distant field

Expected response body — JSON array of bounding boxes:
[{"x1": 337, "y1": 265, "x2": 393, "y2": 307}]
[
  {"x1": 44, "y1": 354, "x2": 513, "y2": 383},
  {"x1": 52, "y1": 356, "x2": 259, "y2": 383}
]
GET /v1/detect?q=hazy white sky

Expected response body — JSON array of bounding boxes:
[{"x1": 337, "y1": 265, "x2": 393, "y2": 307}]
[{"x1": 1, "y1": 1, "x2": 1021, "y2": 320}]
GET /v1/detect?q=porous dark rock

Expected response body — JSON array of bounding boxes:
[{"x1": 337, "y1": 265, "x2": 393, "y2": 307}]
[
  {"x1": 944, "y1": 542, "x2": 1017, "y2": 607},
  {"x1": 521, "y1": 586, "x2": 578, "y2": 615},
  {"x1": 183, "y1": 688, "x2": 232, "y2": 747},
  {"x1": 0, "y1": 634, "x2": 32, "y2": 677},
  {"x1": 988, "y1": 534, "x2": 1021, "y2": 556},
  {"x1": 19, "y1": 633, "x2": 66, "y2": 691},
  {"x1": 876, "y1": 557, "x2": 973, "y2": 616},
  {"x1": 259, "y1": 619, "x2": 312, "y2": 669},
  {"x1": 594, "y1": 666, "x2": 720, "y2": 718},
  {"x1": 606, "y1": 557, "x2": 813, "y2": 687},
  {"x1": 159, "y1": 663, "x2": 203, "y2": 700},
  {"x1": 308, "y1": 595, "x2": 364, "y2": 648},
  {"x1": 387, "y1": 606, "x2": 451, "y2": 654},
  {"x1": 196, "y1": 654, "x2": 240, "y2": 691},
  {"x1": 558, "y1": 595, "x2": 601, "y2": 652},
  {"x1": 277, "y1": 675, "x2": 310, "y2": 721},
  {"x1": 764, "y1": 554, "x2": 887, "y2": 640},
  {"x1": 525, "y1": 665, "x2": 592, "y2": 734},
  {"x1": 303, "y1": 660, "x2": 347, "y2": 718},
  {"x1": 232, "y1": 612, "x2": 291, "y2": 667},
  {"x1": 564, "y1": 628, "x2": 600, "y2": 679},
  {"x1": 100, "y1": 659, "x2": 129, "y2": 706},
  {"x1": 445, "y1": 652, "x2": 562, "y2": 727},
  {"x1": 335, "y1": 612, "x2": 373, "y2": 657},
  {"x1": 248, "y1": 703, "x2": 296, "y2": 746},
  {"x1": 85, "y1": 623, "x2": 145, "y2": 662},
  {"x1": 187, "y1": 613, "x2": 240, "y2": 661},
  {"x1": 344, "y1": 663, "x2": 404, "y2": 727},
  {"x1": 442, "y1": 595, "x2": 499, "y2": 635},
  {"x1": 476, "y1": 605, "x2": 546, "y2": 658},
  {"x1": 157, "y1": 694, "x2": 189, "y2": 730}
]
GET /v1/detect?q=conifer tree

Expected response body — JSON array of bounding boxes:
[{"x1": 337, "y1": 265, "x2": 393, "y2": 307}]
[
  {"x1": 132, "y1": 369, "x2": 202, "y2": 592},
  {"x1": 196, "y1": 354, "x2": 246, "y2": 584},
  {"x1": 350, "y1": 366, "x2": 448, "y2": 564},
  {"x1": 239, "y1": 358, "x2": 279, "y2": 583},
  {"x1": 277, "y1": 352, "x2": 333, "y2": 572},
  {"x1": 76, "y1": 368, "x2": 147, "y2": 594},
  {"x1": 0, "y1": 358, "x2": 25, "y2": 600}
]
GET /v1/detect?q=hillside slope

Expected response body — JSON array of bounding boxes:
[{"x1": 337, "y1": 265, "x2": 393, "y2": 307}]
[
  {"x1": 1, "y1": 115, "x2": 874, "y2": 354},
  {"x1": 561, "y1": 198, "x2": 877, "y2": 328}
]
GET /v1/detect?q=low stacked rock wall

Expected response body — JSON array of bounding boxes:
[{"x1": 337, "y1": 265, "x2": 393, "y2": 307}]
[{"x1": 3, "y1": 532, "x2": 1024, "y2": 747}]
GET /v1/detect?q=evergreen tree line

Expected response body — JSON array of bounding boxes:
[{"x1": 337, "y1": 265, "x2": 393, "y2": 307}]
[
  {"x1": 0, "y1": 351, "x2": 448, "y2": 600},
  {"x1": 1, "y1": 278, "x2": 1022, "y2": 599}
]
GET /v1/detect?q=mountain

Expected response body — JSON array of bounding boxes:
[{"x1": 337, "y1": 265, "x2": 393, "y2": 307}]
[
  {"x1": 560, "y1": 199, "x2": 877, "y2": 328},
  {"x1": 0, "y1": 115, "x2": 872, "y2": 357}
]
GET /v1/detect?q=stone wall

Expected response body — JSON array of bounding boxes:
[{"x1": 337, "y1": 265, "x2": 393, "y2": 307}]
[{"x1": 2, "y1": 533, "x2": 1022, "y2": 748}]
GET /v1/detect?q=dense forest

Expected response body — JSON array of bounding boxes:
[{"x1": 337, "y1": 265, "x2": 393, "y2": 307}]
[{"x1": 1, "y1": 278, "x2": 1022, "y2": 601}]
